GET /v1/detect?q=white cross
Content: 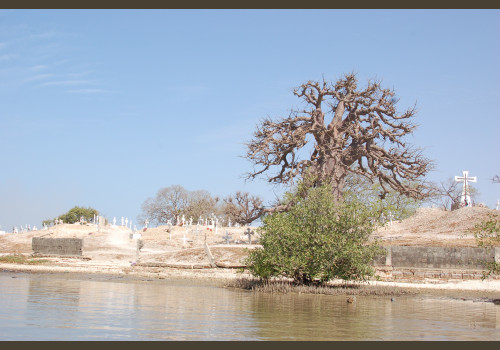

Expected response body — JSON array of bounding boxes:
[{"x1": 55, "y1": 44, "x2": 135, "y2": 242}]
[
  {"x1": 222, "y1": 230, "x2": 231, "y2": 244},
  {"x1": 496, "y1": 199, "x2": 499, "y2": 210},
  {"x1": 388, "y1": 211, "x2": 394, "y2": 226},
  {"x1": 454, "y1": 170, "x2": 477, "y2": 207}
]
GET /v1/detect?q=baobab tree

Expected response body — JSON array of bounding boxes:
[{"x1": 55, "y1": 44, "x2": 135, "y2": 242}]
[{"x1": 245, "y1": 73, "x2": 433, "y2": 215}]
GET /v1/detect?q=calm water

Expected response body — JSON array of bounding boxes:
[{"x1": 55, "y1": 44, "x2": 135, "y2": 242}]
[{"x1": 0, "y1": 271, "x2": 499, "y2": 340}]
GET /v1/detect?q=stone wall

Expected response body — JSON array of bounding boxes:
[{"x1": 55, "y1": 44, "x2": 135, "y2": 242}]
[
  {"x1": 374, "y1": 246, "x2": 500, "y2": 270},
  {"x1": 32, "y1": 237, "x2": 83, "y2": 256}
]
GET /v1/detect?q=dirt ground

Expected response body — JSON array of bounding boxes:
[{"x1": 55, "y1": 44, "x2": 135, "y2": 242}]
[
  {"x1": 0, "y1": 223, "x2": 258, "y2": 267},
  {"x1": 1, "y1": 206, "x2": 499, "y2": 264},
  {"x1": 372, "y1": 206, "x2": 500, "y2": 247},
  {"x1": 1, "y1": 207, "x2": 499, "y2": 292}
]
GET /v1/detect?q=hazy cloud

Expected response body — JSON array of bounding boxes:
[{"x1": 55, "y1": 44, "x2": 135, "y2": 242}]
[
  {"x1": 0, "y1": 53, "x2": 15, "y2": 61},
  {"x1": 67, "y1": 88, "x2": 109, "y2": 94},
  {"x1": 28, "y1": 64, "x2": 48, "y2": 71},
  {"x1": 24, "y1": 73, "x2": 54, "y2": 82},
  {"x1": 68, "y1": 70, "x2": 94, "y2": 78},
  {"x1": 40, "y1": 79, "x2": 92, "y2": 87}
]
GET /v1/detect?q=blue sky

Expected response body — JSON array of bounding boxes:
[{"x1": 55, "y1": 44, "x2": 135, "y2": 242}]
[{"x1": 0, "y1": 9, "x2": 499, "y2": 230}]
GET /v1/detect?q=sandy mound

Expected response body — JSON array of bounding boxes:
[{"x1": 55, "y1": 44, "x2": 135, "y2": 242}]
[{"x1": 373, "y1": 206, "x2": 500, "y2": 247}]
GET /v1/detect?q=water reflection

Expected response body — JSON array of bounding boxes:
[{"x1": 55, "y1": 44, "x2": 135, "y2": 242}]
[
  {"x1": 248, "y1": 293, "x2": 500, "y2": 340},
  {"x1": 0, "y1": 272, "x2": 499, "y2": 340}
]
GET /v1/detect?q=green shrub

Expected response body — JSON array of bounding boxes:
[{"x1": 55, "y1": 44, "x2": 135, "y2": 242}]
[
  {"x1": 471, "y1": 213, "x2": 500, "y2": 278},
  {"x1": 244, "y1": 182, "x2": 382, "y2": 284},
  {"x1": 44, "y1": 206, "x2": 99, "y2": 226}
]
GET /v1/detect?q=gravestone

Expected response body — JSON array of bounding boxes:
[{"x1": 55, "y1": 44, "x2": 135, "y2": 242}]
[
  {"x1": 132, "y1": 232, "x2": 142, "y2": 239},
  {"x1": 192, "y1": 225, "x2": 201, "y2": 240},
  {"x1": 222, "y1": 230, "x2": 231, "y2": 244},
  {"x1": 98, "y1": 216, "x2": 106, "y2": 232},
  {"x1": 245, "y1": 228, "x2": 254, "y2": 244},
  {"x1": 388, "y1": 211, "x2": 394, "y2": 226},
  {"x1": 380, "y1": 213, "x2": 386, "y2": 225}
]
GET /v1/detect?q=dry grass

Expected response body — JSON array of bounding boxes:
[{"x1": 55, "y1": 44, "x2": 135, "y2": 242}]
[
  {"x1": 0, "y1": 254, "x2": 50, "y2": 265},
  {"x1": 373, "y1": 207, "x2": 500, "y2": 247},
  {"x1": 226, "y1": 277, "x2": 416, "y2": 296}
]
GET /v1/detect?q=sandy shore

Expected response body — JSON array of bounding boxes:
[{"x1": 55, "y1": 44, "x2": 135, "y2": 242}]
[
  {"x1": 1, "y1": 212, "x2": 499, "y2": 298},
  {"x1": 2, "y1": 257, "x2": 500, "y2": 300}
]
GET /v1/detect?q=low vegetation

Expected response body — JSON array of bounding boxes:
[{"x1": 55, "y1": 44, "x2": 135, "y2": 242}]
[
  {"x1": 227, "y1": 277, "x2": 415, "y2": 296},
  {"x1": 0, "y1": 254, "x2": 50, "y2": 265},
  {"x1": 471, "y1": 213, "x2": 500, "y2": 278}
]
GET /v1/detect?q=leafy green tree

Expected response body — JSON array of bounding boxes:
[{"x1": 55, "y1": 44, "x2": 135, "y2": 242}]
[
  {"x1": 244, "y1": 179, "x2": 382, "y2": 285},
  {"x1": 45, "y1": 206, "x2": 99, "y2": 226},
  {"x1": 344, "y1": 173, "x2": 421, "y2": 221}
]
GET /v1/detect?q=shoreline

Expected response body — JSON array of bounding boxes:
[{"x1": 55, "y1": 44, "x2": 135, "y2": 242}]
[{"x1": 2, "y1": 259, "x2": 500, "y2": 299}]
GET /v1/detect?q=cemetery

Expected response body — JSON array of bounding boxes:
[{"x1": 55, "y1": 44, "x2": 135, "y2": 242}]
[
  {"x1": 0, "y1": 204, "x2": 498, "y2": 282},
  {"x1": 0, "y1": 169, "x2": 498, "y2": 286}
]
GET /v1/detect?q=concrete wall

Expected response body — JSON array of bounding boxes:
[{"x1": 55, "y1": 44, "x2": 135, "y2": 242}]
[
  {"x1": 32, "y1": 237, "x2": 83, "y2": 256},
  {"x1": 374, "y1": 245, "x2": 499, "y2": 270}
]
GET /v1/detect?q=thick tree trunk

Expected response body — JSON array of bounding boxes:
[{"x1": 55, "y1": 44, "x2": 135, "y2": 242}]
[{"x1": 322, "y1": 155, "x2": 346, "y2": 203}]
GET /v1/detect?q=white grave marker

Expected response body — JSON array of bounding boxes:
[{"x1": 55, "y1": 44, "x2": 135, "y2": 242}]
[
  {"x1": 454, "y1": 170, "x2": 477, "y2": 207},
  {"x1": 388, "y1": 211, "x2": 394, "y2": 226}
]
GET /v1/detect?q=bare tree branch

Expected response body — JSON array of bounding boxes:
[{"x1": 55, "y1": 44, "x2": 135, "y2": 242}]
[{"x1": 245, "y1": 73, "x2": 433, "y2": 213}]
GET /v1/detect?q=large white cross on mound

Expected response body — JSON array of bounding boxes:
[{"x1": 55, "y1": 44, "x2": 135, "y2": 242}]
[{"x1": 454, "y1": 170, "x2": 477, "y2": 207}]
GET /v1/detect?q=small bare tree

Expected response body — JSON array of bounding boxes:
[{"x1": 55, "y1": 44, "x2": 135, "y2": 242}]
[
  {"x1": 430, "y1": 177, "x2": 480, "y2": 211},
  {"x1": 138, "y1": 186, "x2": 222, "y2": 226},
  {"x1": 223, "y1": 191, "x2": 263, "y2": 225},
  {"x1": 184, "y1": 190, "x2": 220, "y2": 221},
  {"x1": 245, "y1": 73, "x2": 433, "y2": 214},
  {"x1": 138, "y1": 185, "x2": 189, "y2": 225},
  {"x1": 492, "y1": 174, "x2": 500, "y2": 184}
]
